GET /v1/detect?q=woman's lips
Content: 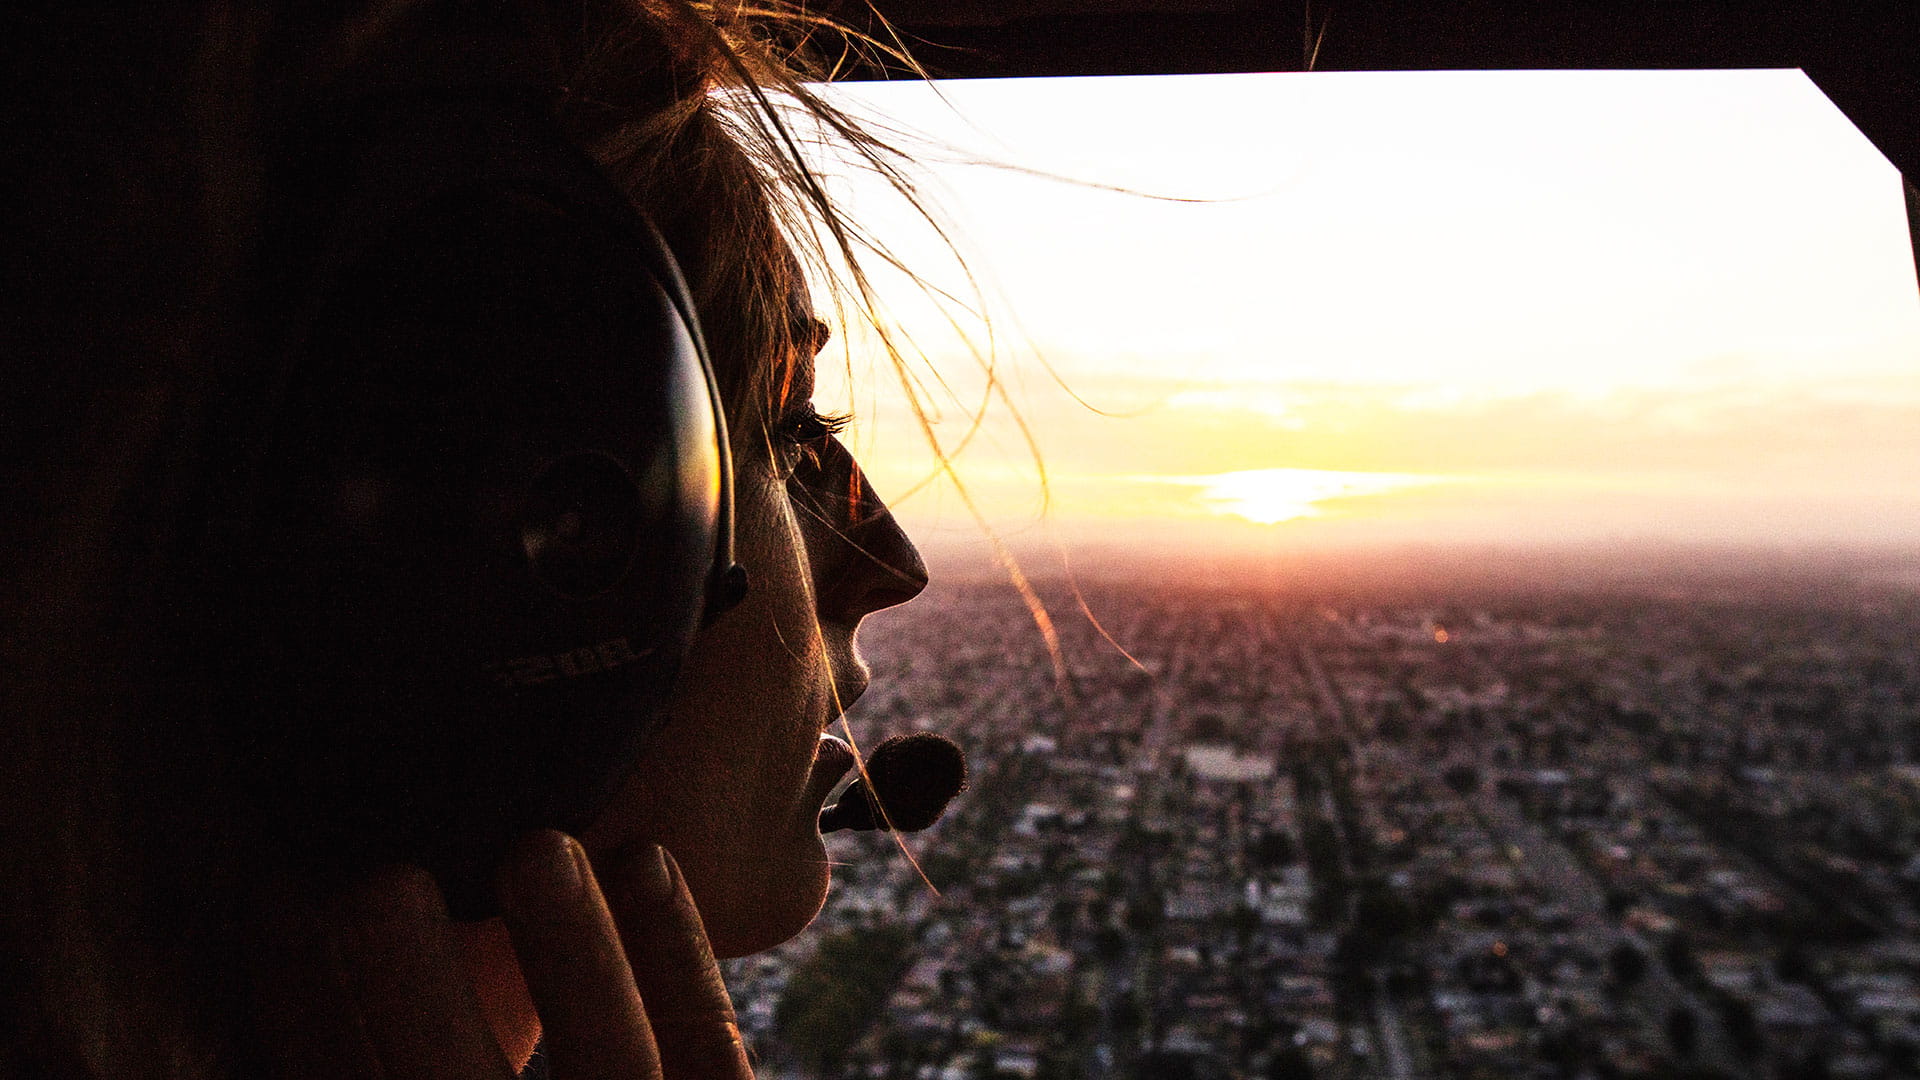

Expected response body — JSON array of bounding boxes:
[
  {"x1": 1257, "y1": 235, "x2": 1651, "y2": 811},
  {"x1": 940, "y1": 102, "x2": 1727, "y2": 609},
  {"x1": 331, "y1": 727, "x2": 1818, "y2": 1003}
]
[{"x1": 805, "y1": 733, "x2": 856, "y2": 812}]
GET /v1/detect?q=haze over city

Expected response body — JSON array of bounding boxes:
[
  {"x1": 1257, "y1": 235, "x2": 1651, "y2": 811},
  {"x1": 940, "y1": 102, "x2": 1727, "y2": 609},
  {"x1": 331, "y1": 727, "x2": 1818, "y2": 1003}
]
[{"x1": 803, "y1": 70, "x2": 1920, "y2": 574}]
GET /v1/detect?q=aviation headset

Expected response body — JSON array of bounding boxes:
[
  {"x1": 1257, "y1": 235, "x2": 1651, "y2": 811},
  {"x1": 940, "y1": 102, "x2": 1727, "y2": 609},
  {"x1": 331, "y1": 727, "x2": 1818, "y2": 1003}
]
[{"x1": 215, "y1": 83, "x2": 745, "y2": 918}]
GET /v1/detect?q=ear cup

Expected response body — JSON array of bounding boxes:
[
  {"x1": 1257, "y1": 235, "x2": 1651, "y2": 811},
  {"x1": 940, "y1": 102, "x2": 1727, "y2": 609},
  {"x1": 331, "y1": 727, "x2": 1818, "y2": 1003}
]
[{"x1": 228, "y1": 98, "x2": 730, "y2": 917}]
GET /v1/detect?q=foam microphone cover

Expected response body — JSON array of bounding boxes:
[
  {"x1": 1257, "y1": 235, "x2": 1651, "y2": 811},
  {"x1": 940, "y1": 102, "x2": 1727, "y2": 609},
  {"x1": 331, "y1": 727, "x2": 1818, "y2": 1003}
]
[{"x1": 819, "y1": 732, "x2": 967, "y2": 833}]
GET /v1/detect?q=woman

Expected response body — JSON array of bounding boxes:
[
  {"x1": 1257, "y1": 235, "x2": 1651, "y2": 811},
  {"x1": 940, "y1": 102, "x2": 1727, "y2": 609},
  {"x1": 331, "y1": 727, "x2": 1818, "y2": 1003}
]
[{"x1": 5, "y1": 1, "x2": 933, "y2": 1076}]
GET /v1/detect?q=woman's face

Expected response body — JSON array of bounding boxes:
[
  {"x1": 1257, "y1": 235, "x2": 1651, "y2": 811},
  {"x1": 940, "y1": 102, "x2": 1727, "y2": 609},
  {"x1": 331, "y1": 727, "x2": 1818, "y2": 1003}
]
[
  {"x1": 455, "y1": 322, "x2": 927, "y2": 1064},
  {"x1": 580, "y1": 337, "x2": 928, "y2": 954}
]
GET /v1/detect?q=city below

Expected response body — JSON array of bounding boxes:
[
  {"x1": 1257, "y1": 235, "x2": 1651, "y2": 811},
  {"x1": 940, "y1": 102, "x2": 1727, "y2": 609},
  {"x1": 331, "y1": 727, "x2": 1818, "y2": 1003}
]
[{"x1": 727, "y1": 551, "x2": 1920, "y2": 1080}]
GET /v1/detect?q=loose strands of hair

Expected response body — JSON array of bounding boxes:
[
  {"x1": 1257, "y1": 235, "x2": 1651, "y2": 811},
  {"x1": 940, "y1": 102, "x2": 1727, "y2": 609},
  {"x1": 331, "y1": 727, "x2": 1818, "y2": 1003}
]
[{"x1": 609, "y1": 1, "x2": 1078, "y2": 698}]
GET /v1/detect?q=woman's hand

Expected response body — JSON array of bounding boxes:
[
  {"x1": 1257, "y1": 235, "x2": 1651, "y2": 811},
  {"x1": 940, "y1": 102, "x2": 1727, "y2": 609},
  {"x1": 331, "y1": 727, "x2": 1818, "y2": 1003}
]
[
  {"x1": 252, "y1": 832, "x2": 753, "y2": 1079},
  {"x1": 499, "y1": 832, "x2": 754, "y2": 1080}
]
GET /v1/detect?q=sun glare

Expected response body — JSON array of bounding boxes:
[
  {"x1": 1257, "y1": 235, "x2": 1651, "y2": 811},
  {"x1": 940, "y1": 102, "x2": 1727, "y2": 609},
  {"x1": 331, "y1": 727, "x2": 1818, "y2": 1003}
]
[{"x1": 1164, "y1": 468, "x2": 1438, "y2": 526}]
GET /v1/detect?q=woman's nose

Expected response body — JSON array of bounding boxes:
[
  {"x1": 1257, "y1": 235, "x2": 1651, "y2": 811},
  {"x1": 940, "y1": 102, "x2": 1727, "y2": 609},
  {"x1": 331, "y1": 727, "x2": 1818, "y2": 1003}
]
[
  {"x1": 819, "y1": 504, "x2": 929, "y2": 622},
  {"x1": 799, "y1": 443, "x2": 929, "y2": 622}
]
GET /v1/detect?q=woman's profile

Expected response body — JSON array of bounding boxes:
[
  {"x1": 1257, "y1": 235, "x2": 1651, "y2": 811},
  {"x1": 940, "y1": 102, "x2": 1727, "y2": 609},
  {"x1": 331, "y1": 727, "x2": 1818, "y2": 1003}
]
[{"x1": 4, "y1": 1, "x2": 944, "y2": 1076}]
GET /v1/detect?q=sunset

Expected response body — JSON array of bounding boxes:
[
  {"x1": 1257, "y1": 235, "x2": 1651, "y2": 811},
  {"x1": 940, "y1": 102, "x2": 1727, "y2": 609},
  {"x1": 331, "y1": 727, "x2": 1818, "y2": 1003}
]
[
  {"x1": 806, "y1": 70, "x2": 1920, "y2": 568},
  {"x1": 1159, "y1": 468, "x2": 1439, "y2": 526}
]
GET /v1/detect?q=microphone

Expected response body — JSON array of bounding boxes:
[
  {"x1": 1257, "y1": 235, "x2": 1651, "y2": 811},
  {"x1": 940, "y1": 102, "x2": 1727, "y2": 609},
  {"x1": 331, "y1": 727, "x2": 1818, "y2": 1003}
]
[{"x1": 819, "y1": 732, "x2": 967, "y2": 834}]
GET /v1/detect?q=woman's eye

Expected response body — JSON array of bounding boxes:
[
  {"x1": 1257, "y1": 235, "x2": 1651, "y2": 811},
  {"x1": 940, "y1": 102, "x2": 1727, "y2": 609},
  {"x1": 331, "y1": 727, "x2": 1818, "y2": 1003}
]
[
  {"x1": 784, "y1": 405, "x2": 847, "y2": 444},
  {"x1": 775, "y1": 404, "x2": 851, "y2": 475}
]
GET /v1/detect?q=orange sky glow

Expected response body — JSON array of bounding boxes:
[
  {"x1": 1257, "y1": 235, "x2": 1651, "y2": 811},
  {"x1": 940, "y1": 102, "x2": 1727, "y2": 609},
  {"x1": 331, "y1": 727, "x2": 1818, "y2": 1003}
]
[{"x1": 799, "y1": 71, "x2": 1920, "y2": 568}]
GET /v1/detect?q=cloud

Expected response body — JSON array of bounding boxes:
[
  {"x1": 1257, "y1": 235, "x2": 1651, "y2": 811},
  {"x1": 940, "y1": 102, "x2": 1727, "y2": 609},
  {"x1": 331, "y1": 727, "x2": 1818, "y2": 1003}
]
[
  {"x1": 1010, "y1": 375, "x2": 1920, "y2": 491},
  {"x1": 861, "y1": 372, "x2": 1920, "y2": 549},
  {"x1": 1142, "y1": 467, "x2": 1444, "y2": 525}
]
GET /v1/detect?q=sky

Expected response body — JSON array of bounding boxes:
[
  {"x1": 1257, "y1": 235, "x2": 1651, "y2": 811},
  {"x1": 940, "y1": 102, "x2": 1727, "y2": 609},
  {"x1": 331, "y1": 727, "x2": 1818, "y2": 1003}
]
[{"x1": 798, "y1": 70, "x2": 1920, "y2": 570}]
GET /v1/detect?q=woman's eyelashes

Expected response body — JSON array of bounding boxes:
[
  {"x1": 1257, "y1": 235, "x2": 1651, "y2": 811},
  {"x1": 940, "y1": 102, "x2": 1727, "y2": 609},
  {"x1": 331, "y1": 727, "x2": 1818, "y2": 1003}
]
[{"x1": 773, "y1": 403, "x2": 851, "y2": 477}]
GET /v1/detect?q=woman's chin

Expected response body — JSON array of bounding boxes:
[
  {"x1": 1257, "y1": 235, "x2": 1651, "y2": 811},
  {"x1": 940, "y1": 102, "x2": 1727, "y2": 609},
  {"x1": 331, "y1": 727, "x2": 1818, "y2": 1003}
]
[{"x1": 698, "y1": 830, "x2": 833, "y2": 959}]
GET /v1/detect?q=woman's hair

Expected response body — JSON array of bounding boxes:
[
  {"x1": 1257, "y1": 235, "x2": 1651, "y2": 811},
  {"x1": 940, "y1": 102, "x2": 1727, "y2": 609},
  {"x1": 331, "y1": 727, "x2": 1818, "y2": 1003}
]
[
  {"x1": 561, "y1": 1, "x2": 825, "y2": 424},
  {"x1": 558, "y1": 0, "x2": 943, "y2": 435},
  {"x1": 1, "y1": 2, "x2": 929, "y2": 1075}
]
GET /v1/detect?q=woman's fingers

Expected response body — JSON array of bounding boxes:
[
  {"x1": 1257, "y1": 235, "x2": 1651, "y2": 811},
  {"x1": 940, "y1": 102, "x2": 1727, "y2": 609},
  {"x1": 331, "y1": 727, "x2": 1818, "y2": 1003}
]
[
  {"x1": 276, "y1": 834, "x2": 748, "y2": 1080},
  {"x1": 332, "y1": 865, "x2": 517, "y2": 1080},
  {"x1": 600, "y1": 844, "x2": 755, "y2": 1080},
  {"x1": 499, "y1": 830, "x2": 665, "y2": 1080}
]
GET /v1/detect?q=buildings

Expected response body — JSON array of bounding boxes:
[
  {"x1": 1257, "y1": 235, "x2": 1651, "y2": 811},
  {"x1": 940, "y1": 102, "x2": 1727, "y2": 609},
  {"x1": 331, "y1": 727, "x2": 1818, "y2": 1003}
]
[{"x1": 730, "y1": 568, "x2": 1920, "y2": 1079}]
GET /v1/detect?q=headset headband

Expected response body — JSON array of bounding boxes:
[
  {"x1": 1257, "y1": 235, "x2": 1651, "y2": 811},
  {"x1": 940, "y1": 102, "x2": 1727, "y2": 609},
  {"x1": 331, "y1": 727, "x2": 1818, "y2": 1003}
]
[{"x1": 217, "y1": 87, "x2": 738, "y2": 916}]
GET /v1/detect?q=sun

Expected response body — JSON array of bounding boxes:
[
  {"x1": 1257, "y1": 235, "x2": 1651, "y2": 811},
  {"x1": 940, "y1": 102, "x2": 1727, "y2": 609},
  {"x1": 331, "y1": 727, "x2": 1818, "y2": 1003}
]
[{"x1": 1177, "y1": 468, "x2": 1434, "y2": 525}]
